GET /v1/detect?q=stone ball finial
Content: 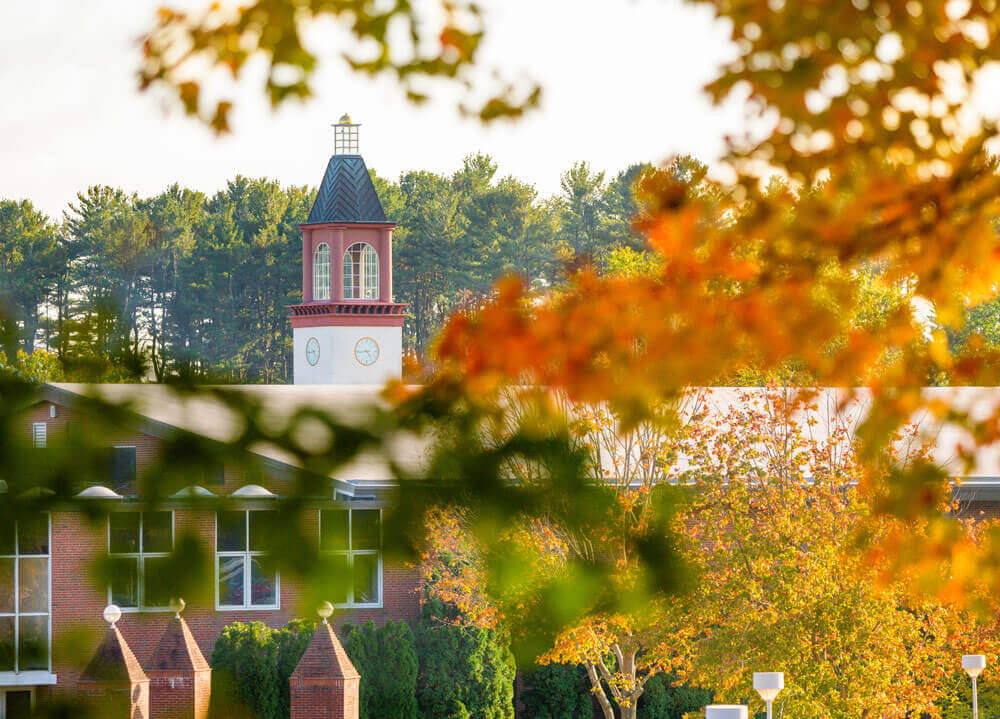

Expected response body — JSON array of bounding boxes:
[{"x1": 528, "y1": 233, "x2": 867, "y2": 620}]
[
  {"x1": 103, "y1": 604, "x2": 122, "y2": 627},
  {"x1": 317, "y1": 601, "x2": 334, "y2": 624},
  {"x1": 169, "y1": 597, "x2": 186, "y2": 618}
]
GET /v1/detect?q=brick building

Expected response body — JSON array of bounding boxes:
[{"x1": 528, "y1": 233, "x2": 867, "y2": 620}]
[{"x1": 0, "y1": 116, "x2": 422, "y2": 717}]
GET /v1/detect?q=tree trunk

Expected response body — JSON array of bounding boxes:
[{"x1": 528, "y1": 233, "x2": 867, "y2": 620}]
[{"x1": 584, "y1": 662, "x2": 616, "y2": 719}]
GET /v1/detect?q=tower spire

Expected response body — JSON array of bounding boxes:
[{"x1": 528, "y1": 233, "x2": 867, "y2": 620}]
[{"x1": 333, "y1": 113, "x2": 360, "y2": 155}]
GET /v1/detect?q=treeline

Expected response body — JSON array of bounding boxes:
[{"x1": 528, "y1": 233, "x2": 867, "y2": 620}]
[{"x1": 0, "y1": 154, "x2": 648, "y2": 383}]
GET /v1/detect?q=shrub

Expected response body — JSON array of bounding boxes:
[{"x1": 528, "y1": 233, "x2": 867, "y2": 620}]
[
  {"x1": 342, "y1": 620, "x2": 419, "y2": 719},
  {"x1": 210, "y1": 618, "x2": 317, "y2": 719},
  {"x1": 638, "y1": 674, "x2": 712, "y2": 719},
  {"x1": 210, "y1": 621, "x2": 282, "y2": 719},
  {"x1": 520, "y1": 663, "x2": 592, "y2": 719},
  {"x1": 416, "y1": 599, "x2": 516, "y2": 719}
]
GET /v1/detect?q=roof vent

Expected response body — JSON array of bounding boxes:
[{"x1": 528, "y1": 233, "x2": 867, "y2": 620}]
[{"x1": 170, "y1": 485, "x2": 216, "y2": 498}]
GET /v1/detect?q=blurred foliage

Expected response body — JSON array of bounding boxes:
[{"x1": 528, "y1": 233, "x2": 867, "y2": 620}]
[
  {"x1": 138, "y1": 0, "x2": 540, "y2": 130},
  {"x1": 342, "y1": 620, "x2": 419, "y2": 719}
]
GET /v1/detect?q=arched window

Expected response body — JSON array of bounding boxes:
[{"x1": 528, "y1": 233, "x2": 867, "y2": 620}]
[
  {"x1": 312, "y1": 243, "x2": 330, "y2": 300},
  {"x1": 343, "y1": 242, "x2": 379, "y2": 300}
]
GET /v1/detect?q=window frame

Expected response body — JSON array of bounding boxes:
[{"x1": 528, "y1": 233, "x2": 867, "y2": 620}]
[
  {"x1": 342, "y1": 242, "x2": 379, "y2": 300},
  {"x1": 1, "y1": 687, "x2": 36, "y2": 719},
  {"x1": 31, "y1": 423, "x2": 45, "y2": 449},
  {"x1": 109, "y1": 445, "x2": 137, "y2": 493},
  {"x1": 106, "y1": 511, "x2": 175, "y2": 613},
  {"x1": 214, "y1": 510, "x2": 280, "y2": 611},
  {"x1": 0, "y1": 514, "x2": 51, "y2": 676},
  {"x1": 312, "y1": 242, "x2": 331, "y2": 301},
  {"x1": 319, "y1": 508, "x2": 383, "y2": 609}
]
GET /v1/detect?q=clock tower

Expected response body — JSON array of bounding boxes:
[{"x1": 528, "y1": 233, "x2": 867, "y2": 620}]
[{"x1": 290, "y1": 115, "x2": 407, "y2": 384}]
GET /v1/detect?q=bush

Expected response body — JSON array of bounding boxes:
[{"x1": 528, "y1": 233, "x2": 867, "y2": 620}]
[
  {"x1": 210, "y1": 618, "x2": 316, "y2": 719},
  {"x1": 210, "y1": 621, "x2": 282, "y2": 719},
  {"x1": 638, "y1": 674, "x2": 712, "y2": 719},
  {"x1": 343, "y1": 620, "x2": 419, "y2": 719},
  {"x1": 520, "y1": 663, "x2": 592, "y2": 719},
  {"x1": 416, "y1": 599, "x2": 516, "y2": 719}
]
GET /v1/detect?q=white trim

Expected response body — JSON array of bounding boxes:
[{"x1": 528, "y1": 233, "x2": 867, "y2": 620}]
[
  {"x1": 318, "y1": 508, "x2": 383, "y2": 609},
  {"x1": 0, "y1": 673, "x2": 54, "y2": 687},
  {"x1": 30, "y1": 424, "x2": 45, "y2": 449},
  {"x1": 106, "y1": 511, "x2": 175, "y2": 612},
  {"x1": 214, "y1": 511, "x2": 280, "y2": 611}
]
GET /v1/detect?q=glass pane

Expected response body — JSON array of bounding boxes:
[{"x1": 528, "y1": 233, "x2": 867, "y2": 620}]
[
  {"x1": 0, "y1": 617, "x2": 13, "y2": 672},
  {"x1": 218, "y1": 556, "x2": 244, "y2": 606},
  {"x1": 143, "y1": 556, "x2": 171, "y2": 608},
  {"x1": 0, "y1": 558, "x2": 13, "y2": 613},
  {"x1": 0, "y1": 521, "x2": 14, "y2": 555},
  {"x1": 250, "y1": 558, "x2": 276, "y2": 607},
  {"x1": 330, "y1": 553, "x2": 350, "y2": 605},
  {"x1": 217, "y1": 512, "x2": 246, "y2": 551},
  {"x1": 109, "y1": 512, "x2": 140, "y2": 553},
  {"x1": 6, "y1": 690, "x2": 33, "y2": 719},
  {"x1": 142, "y1": 512, "x2": 173, "y2": 553},
  {"x1": 320, "y1": 510, "x2": 349, "y2": 551},
  {"x1": 110, "y1": 557, "x2": 139, "y2": 608},
  {"x1": 19, "y1": 558, "x2": 48, "y2": 613},
  {"x1": 19, "y1": 615, "x2": 48, "y2": 670},
  {"x1": 110, "y1": 447, "x2": 137, "y2": 492},
  {"x1": 353, "y1": 554, "x2": 379, "y2": 604},
  {"x1": 249, "y1": 511, "x2": 276, "y2": 553},
  {"x1": 18, "y1": 514, "x2": 48, "y2": 555},
  {"x1": 351, "y1": 510, "x2": 380, "y2": 550}
]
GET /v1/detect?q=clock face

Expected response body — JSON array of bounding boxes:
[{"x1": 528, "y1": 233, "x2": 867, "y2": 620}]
[
  {"x1": 305, "y1": 337, "x2": 320, "y2": 366},
  {"x1": 354, "y1": 337, "x2": 380, "y2": 366}
]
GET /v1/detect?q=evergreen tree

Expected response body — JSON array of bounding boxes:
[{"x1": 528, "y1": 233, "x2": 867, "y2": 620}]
[{"x1": 343, "y1": 620, "x2": 419, "y2": 719}]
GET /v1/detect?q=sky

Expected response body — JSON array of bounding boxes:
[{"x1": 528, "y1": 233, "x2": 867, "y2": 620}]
[{"x1": 0, "y1": 0, "x2": 745, "y2": 218}]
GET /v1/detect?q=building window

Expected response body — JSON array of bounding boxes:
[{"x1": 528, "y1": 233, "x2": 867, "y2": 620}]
[
  {"x1": 319, "y1": 509, "x2": 381, "y2": 607},
  {"x1": 107, "y1": 512, "x2": 173, "y2": 610},
  {"x1": 0, "y1": 514, "x2": 50, "y2": 674},
  {"x1": 109, "y1": 447, "x2": 136, "y2": 493},
  {"x1": 216, "y1": 511, "x2": 278, "y2": 609},
  {"x1": 31, "y1": 424, "x2": 45, "y2": 449},
  {"x1": 312, "y1": 243, "x2": 330, "y2": 301},
  {"x1": 343, "y1": 243, "x2": 379, "y2": 300}
]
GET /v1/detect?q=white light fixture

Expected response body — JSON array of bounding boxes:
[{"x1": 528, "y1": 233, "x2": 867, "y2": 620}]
[
  {"x1": 169, "y1": 597, "x2": 186, "y2": 618},
  {"x1": 705, "y1": 706, "x2": 748, "y2": 719},
  {"x1": 963, "y1": 655, "x2": 987, "y2": 719},
  {"x1": 754, "y1": 673, "x2": 784, "y2": 719},
  {"x1": 103, "y1": 604, "x2": 122, "y2": 627},
  {"x1": 317, "y1": 601, "x2": 334, "y2": 625}
]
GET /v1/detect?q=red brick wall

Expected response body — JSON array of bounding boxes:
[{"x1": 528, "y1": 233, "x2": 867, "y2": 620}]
[
  {"x1": 148, "y1": 668, "x2": 211, "y2": 719},
  {"x1": 290, "y1": 676, "x2": 359, "y2": 719}
]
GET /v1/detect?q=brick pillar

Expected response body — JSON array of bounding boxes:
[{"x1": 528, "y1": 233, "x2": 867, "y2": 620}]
[
  {"x1": 147, "y1": 602, "x2": 211, "y2": 719},
  {"x1": 77, "y1": 606, "x2": 150, "y2": 719},
  {"x1": 290, "y1": 607, "x2": 360, "y2": 719}
]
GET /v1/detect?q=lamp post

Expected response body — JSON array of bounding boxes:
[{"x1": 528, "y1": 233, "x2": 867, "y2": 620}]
[
  {"x1": 753, "y1": 673, "x2": 784, "y2": 719},
  {"x1": 963, "y1": 655, "x2": 987, "y2": 719},
  {"x1": 705, "y1": 706, "x2": 747, "y2": 719}
]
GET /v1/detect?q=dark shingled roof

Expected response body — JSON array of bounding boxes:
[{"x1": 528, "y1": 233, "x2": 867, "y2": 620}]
[{"x1": 307, "y1": 154, "x2": 387, "y2": 224}]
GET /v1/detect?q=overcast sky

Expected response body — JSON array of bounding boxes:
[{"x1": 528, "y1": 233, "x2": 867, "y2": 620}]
[{"x1": 0, "y1": 0, "x2": 745, "y2": 218}]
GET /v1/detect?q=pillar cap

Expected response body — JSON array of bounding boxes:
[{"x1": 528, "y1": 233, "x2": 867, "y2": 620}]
[
  {"x1": 80, "y1": 625, "x2": 148, "y2": 683},
  {"x1": 290, "y1": 622, "x2": 360, "y2": 680}
]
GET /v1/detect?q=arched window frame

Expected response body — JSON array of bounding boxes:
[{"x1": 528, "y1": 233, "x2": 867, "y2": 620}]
[
  {"x1": 312, "y1": 243, "x2": 330, "y2": 300},
  {"x1": 343, "y1": 242, "x2": 379, "y2": 300}
]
